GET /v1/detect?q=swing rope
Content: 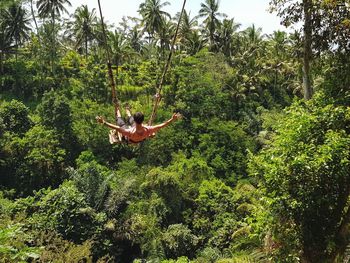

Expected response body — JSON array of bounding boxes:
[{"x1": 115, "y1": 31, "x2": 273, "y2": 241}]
[
  {"x1": 97, "y1": 0, "x2": 119, "y2": 118},
  {"x1": 148, "y1": 0, "x2": 187, "y2": 125},
  {"x1": 97, "y1": 0, "x2": 186, "y2": 127}
]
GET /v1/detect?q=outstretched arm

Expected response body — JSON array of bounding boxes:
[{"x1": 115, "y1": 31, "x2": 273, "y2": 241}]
[
  {"x1": 151, "y1": 113, "x2": 181, "y2": 133},
  {"x1": 96, "y1": 116, "x2": 130, "y2": 136}
]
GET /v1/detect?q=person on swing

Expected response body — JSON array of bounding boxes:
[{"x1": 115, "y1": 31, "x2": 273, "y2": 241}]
[{"x1": 96, "y1": 103, "x2": 181, "y2": 144}]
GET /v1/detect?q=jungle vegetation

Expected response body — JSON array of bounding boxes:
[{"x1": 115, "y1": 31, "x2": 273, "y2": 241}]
[{"x1": 0, "y1": 0, "x2": 349, "y2": 262}]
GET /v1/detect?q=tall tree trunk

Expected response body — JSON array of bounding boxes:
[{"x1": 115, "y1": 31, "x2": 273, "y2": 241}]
[
  {"x1": 329, "y1": 187, "x2": 350, "y2": 261},
  {"x1": 15, "y1": 39, "x2": 18, "y2": 62},
  {"x1": 85, "y1": 35, "x2": 88, "y2": 58},
  {"x1": 51, "y1": 10, "x2": 55, "y2": 74},
  {"x1": 114, "y1": 59, "x2": 119, "y2": 103},
  {"x1": 302, "y1": 0, "x2": 313, "y2": 100},
  {"x1": 0, "y1": 51, "x2": 3, "y2": 75},
  {"x1": 30, "y1": 0, "x2": 44, "y2": 92},
  {"x1": 30, "y1": 0, "x2": 40, "y2": 40}
]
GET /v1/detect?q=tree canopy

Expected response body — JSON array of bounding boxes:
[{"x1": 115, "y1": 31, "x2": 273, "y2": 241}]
[{"x1": 0, "y1": 0, "x2": 349, "y2": 262}]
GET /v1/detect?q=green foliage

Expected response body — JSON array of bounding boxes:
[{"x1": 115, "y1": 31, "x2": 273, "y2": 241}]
[
  {"x1": 59, "y1": 50, "x2": 84, "y2": 78},
  {"x1": 250, "y1": 93, "x2": 350, "y2": 261},
  {"x1": 105, "y1": 158, "x2": 142, "y2": 217},
  {"x1": 140, "y1": 168, "x2": 185, "y2": 224},
  {"x1": 0, "y1": 115, "x2": 5, "y2": 137},
  {"x1": 1, "y1": 2, "x2": 349, "y2": 261},
  {"x1": 193, "y1": 179, "x2": 237, "y2": 248},
  {"x1": 321, "y1": 54, "x2": 350, "y2": 105},
  {"x1": 33, "y1": 181, "x2": 106, "y2": 243},
  {"x1": 37, "y1": 89, "x2": 80, "y2": 162},
  {"x1": 197, "y1": 118, "x2": 256, "y2": 183},
  {"x1": 0, "y1": 223, "x2": 41, "y2": 262},
  {"x1": 162, "y1": 224, "x2": 198, "y2": 259},
  {"x1": 167, "y1": 152, "x2": 214, "y2": 202},
  {"x1": 0, "y1": 99, "x2": 32, "y2": 135},
  {"x1": 137, "y1": 120, "x2": 189, "y2": 166},
  {"x1": 39, "y1": 235, "x2": 93, "y2": 263},
  {"x1": 1, "y1": 125, "x2": 66, "y2": 195},
  {"x1": 171, "y1": 50, "x2": 232, "y2": 120},
  {"x1": 161, "y1": 256, "x2": 191, "y2": 263},
  {"x1": 78, "y1": 62, "x2": 109, "y2": 103},
  {"x1": 70, "y1": 99, "x2": 112, "y2": 158},
  {"x1": 70, "y1": 152, "x2": 111, "y2": 210},
  {"x1": 196, "y1": 246, "x2": 223, "y2": 263},
  {"x1": 270, "y1": 0, "x2": 350, "y2": 53},
  {"x1": 37, "y1": 90, "x2": 73, "y2": 136}
]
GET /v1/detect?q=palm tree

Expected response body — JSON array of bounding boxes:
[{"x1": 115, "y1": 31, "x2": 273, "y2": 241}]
[
  {"x1": 238, "y1": 24, "x2": 264, "y2": 56},
  {"x1": 138, "y1": 0, "x2": 170, "y2": 42},
  {"x1": 67, "y1": 5, "x2": 97, "y2": 57},
  {"x1": 227, "y1": 25, "x2": 266, "y2": 101},
  {"x1": 243, "y1": 24, "x2": 263, "y2": 46},
  {"x1": 268, "y1": 30, "x2": 290, "y2": 59},
  {"x1": 38, "y1": 22, "x2": 57, "y2": 68},
  {"x1": 37, "y1": 0, "x2": 71, "y2": 72},
  {"x1": 0, "y1": 17, "x2": 14, "y2": 74},
  {"x1": 186, "y1": 30, "x2": 205, "y2": 55},
  {"x1": 265, "y1": 31, "x2": 298, "y2": 101},
  {"x1": 2, "y1": 3, "x2": 31, "y2": 60},
  {"x1": 37, "y1": 0, "x2": 71, "y2": 22},
  {"x1": 0, "y1": 3, "x2": 12, "y2": 74},
  {"x1": 109, "y1": 30, "x2": 135, "y2": 67},
  {"x1": 157, "y1": 18, "x2": 175, "y2": 56},
  {"x1": 176, "y1": 10, "x2": 198, "y2": 51},
  {"x1": 128, "y1": 25, "x2": 144, "y2": 54},
  {"x1": 29, "y1": 0, "x2": 40, "y2": 37},
  {"x1": 198, "y1": 0, "x2": 225, "y2": 48},
  {"x1": 216, "y1": 18, "x2": 240, "y2": 57}
]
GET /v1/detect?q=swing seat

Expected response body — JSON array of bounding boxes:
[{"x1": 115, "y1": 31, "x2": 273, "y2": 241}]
[
  {"x1": 108, "y1": 130, "x2": 142, "y2": 146},
  {"x1": 109, "y1": 129, "x2": 122, "y2": 144}
]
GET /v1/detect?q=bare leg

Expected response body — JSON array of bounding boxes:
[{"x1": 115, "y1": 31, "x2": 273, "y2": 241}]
[
  {"x1": 125, "y1": 104, "x2": 132, "y2": 118},
  {"x1": 125, "y1": 104, "x2": 135, "y2": 126},
  {"x1": 113, "y1": 102, "x2": 123, "y2": 142},
  {"x1": 114, "y1": 101, "x2": 121, "y2": 118},
  {"x1": 116, "y1": 107, "x2": 122, "y2": 118}
]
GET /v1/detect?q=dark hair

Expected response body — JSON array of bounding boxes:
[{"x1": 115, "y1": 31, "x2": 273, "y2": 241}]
[{"x1": 133, "y1": 112, "x2": 144, "y2": 124}]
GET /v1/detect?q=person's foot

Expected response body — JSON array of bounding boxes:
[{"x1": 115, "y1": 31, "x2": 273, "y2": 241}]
[{"x1": 124, "y1": 103, "x2": 132, "y2": 117}]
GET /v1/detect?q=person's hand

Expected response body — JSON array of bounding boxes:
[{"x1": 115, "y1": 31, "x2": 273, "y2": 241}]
[
  {"x1": 171, "y1": 112, "x2": 182, "y2": 121},
  {"x1": 96, "y1": 116, "x2": 105, "y2": 124}
]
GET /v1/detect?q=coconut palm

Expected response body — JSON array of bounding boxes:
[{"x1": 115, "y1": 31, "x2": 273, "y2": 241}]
[
  {"x1": 242, "y1": 24, "x2": 263, "y2": 49},
  {"x1": 0, "y1": 17, "x2": 14, "y2": 73},
  {"x1": 2, "y1": 3, "x2": 31, "y2": 60},
  {"x1": 157, "y1": 18, "x2": 175, "y2": 56},
  {"x1": 37, "y1": 0, "x2": 71, "y2": 72},
  {"x1": 67, "y1": 5, "x2": 97, "y2": 57},
  {"x1": 109, "y1": 30, "x2": 135, "y2": 67},
  {"x1": 29, "y1": 0, "x2": 40, "y2": 37},
  {"x1": 138, "y1": 0, "x2": 170, "y2": 42},
  {"x1": 267, "y1": 30, "x2": 291, "y2": 59},
  {"x1": 198, "y1": 0, "x2": 225, "y2": 48},
  {"x1": 216, "y1": 18, "x2": 240, "y2": 57},
  {"x1": 186, "y1": 30, "x2": 205, "y2": 55},
  {"x1": 128, "y1": 25, "x2": 144, "y2": 54},
  {"x1": 37, "y1": 0, "x2": 71, "y2": 21},
  {"x1": 175, "y1": 10, "x2": 198, "y2": 51}
]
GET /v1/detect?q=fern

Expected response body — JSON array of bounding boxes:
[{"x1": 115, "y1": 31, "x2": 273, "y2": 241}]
[
  {"x1": 218, "y1": 250, "x2": 268, "y2": 263},
  {"x1": 342, "y1": 243, "x2": 350, "y2": 263}
]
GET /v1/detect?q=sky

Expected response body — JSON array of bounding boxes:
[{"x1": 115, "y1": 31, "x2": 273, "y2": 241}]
[{"x1": 68, "y1": 0, "x2": 287, "y2": 34}]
